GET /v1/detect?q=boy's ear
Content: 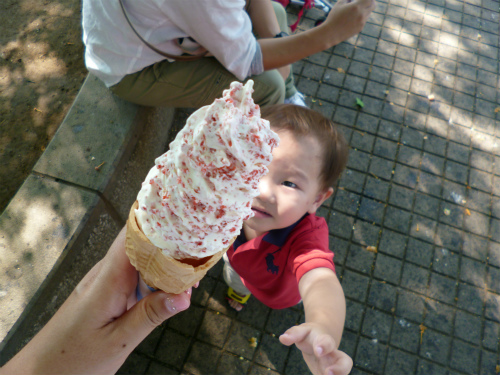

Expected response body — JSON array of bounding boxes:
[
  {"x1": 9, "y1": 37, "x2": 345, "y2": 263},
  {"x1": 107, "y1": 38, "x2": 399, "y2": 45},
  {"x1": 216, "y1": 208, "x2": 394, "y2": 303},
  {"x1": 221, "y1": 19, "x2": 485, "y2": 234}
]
[{"x1": 308, "y1": 187, "x2": 334, "y2": 214}]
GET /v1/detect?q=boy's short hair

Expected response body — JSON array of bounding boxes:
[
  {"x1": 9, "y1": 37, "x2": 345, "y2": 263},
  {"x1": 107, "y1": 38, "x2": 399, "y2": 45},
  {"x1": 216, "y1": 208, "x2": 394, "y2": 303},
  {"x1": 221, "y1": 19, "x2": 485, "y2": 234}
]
[{"x1": 261, "y1": 104, "x2": 349, "y2": 192}]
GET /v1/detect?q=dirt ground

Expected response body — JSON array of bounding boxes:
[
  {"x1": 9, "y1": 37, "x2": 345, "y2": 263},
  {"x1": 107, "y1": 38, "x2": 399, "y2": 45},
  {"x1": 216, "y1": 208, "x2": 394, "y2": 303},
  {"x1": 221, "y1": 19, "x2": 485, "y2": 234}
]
[{"x1": 0, "y1": 0, "x2": 87, "y2": 212}]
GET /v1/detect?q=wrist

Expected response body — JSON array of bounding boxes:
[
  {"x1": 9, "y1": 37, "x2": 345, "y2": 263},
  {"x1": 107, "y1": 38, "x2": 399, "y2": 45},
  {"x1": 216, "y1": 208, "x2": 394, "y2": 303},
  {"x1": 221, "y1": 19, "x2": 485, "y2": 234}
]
[
  {"x1": 274, "y1": 31, "x2": 289, "y2": 38},
  {"x1": 314, "y1": 22, "x2": 340, "y2": 49}
]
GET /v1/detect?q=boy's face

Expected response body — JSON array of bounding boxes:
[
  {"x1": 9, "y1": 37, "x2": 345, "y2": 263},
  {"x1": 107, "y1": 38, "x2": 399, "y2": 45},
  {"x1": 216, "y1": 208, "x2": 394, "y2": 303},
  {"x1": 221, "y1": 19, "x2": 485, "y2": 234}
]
[{"x1": 244, "y1": 129, "x2": 333, "y2": 237}]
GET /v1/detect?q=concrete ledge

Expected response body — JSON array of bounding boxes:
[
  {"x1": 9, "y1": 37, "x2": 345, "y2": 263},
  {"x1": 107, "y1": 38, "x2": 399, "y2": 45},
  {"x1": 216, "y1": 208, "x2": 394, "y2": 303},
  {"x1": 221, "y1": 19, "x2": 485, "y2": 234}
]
[{"x1": 0, "y1": 74, "x2": 175, "y2": 361}]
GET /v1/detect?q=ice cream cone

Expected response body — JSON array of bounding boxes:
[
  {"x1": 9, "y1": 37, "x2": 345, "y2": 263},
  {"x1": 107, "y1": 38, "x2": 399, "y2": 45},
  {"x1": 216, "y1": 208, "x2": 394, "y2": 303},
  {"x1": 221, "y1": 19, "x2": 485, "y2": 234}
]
[{"x1": 126, "y1": 201, "x2": 234, "y2": 294}]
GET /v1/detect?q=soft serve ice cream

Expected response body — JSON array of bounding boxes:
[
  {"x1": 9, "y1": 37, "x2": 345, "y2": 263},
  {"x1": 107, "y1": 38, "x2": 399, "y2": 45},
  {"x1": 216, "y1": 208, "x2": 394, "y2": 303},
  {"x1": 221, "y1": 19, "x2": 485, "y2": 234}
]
[{"x1": 135, "y1": 80, "x2": 279, "y2": 261}]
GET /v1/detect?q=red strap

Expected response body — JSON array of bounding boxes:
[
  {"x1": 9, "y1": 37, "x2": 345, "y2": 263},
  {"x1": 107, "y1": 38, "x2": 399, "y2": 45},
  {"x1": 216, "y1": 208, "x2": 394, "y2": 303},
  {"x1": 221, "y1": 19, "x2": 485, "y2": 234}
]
[{"x1": 289, "y1": 0, "x2": 315, "y2": 32}]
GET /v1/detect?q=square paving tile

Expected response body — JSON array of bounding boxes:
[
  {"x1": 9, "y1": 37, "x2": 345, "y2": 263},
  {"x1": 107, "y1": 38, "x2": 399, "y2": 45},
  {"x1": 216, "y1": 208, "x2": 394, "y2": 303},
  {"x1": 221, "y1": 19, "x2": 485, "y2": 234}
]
[{"x1": 396, "y1": 289, "x2": 426, "y2": 323}]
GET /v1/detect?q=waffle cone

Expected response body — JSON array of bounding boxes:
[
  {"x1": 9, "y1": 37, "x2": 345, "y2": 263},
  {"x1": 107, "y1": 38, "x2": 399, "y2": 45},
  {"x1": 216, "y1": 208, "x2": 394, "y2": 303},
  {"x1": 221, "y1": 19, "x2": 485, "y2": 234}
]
[{"x1": 126, "y1": 201, "x2": 234, "y2": 294}]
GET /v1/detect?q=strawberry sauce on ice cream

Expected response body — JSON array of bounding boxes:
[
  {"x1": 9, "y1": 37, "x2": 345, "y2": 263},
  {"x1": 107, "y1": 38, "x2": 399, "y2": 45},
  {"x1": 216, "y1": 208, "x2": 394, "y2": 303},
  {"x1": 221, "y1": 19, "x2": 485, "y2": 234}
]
[{"x1": 135, "y1": 81, "x2": 279, "y2": 260}]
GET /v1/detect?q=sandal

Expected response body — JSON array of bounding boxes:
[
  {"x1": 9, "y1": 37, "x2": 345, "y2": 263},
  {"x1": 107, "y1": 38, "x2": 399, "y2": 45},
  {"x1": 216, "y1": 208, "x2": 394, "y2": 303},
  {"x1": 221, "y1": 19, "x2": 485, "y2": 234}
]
[{"x1": 226, "y1": 287, "x2": 250, "y2": 311}]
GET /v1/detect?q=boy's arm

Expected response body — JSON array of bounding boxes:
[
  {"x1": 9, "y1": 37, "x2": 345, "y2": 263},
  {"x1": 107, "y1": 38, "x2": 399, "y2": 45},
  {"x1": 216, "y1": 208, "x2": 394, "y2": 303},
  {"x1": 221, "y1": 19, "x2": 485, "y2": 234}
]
[
  {"x1": 279, "y1": 267, "x2": 352, "y2": 375},
  {"x1": 300, "y1": 267, "x2": 346, "y2": 344}
]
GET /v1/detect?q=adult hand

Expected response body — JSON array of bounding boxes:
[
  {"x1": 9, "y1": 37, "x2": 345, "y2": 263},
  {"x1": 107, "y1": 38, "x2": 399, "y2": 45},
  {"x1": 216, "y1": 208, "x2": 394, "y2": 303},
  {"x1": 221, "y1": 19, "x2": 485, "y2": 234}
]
[
  {"x1": 260, "y1": 0, "x2": 376, "y2": 71},
  {"x1": 1, "y1": 226, "x2": 191, "y2": 375},
  {"x1": 280, "y1": 322, "x2": 353, "y2": 375},
  {"x1": 322, "y1": 0, "x2": 376, "y2": 46}
]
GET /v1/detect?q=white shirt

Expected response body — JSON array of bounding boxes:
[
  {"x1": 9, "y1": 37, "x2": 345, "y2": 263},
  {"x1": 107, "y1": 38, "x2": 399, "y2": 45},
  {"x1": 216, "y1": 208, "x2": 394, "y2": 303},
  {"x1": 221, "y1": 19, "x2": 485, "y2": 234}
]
[{"x1": 82, "y1": 0, "x2": 262, "y2": 87}]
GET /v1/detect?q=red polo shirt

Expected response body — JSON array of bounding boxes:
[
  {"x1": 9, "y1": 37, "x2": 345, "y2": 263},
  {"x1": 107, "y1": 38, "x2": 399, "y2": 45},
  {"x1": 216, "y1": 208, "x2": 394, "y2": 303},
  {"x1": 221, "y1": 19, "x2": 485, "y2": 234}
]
[{"x1": 226, "y1": 214, "x2": 335, "y2": 309}]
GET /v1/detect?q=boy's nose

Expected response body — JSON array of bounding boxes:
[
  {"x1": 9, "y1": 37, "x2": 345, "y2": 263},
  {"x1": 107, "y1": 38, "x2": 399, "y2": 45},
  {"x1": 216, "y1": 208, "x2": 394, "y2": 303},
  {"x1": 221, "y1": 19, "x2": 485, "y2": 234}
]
[{"x1": 258, "y1": 177, "x2": 275, "y2": 203}]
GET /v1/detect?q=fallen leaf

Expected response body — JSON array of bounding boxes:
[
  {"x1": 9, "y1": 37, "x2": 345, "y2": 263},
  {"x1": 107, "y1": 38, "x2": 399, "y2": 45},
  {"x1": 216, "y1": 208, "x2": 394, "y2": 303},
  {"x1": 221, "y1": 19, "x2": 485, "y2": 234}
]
[
  {"x1": 465, "y1": 208, "x2": 471, "y2": 216},
  {"x1": 248, "y1": 337, "x2": 258, "y2": 348},
  {"x1": 419, "y1": 324, "x2": 427, "y2": 343},
  {"x1": 495, "y1": 107, "x2": 500, "y2": 113},
  {"x1": 416, "y1": 224, "x2": 420, "y2": 232},
  {"x1": 433, "y1": 59, "x2": 439, "y2": 65},
  {"x1": 355, "y1": 98, "x2": 365, "y2": 108},
  {"x1": 366, "y1": 246, "x2": 377, "y2": 253},
  {"x1": 337, "y1": 67, "x2": 345, "y2": 73}
]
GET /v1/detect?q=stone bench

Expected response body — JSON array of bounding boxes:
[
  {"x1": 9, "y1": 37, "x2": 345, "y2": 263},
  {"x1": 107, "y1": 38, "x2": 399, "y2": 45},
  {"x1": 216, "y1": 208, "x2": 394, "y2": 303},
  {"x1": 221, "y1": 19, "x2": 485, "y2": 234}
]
[{"x1": 0, "y1": 74, "x2": 175, "y2": 363}]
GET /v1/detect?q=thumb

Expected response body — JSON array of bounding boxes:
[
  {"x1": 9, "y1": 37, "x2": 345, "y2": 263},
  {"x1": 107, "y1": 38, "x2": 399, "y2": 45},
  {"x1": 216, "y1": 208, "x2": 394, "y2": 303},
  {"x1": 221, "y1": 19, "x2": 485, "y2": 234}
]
[
  {"x1": 113, "y1": 290, "x2": 191, "y2": 347},
  {"x1": 279, "y1": 324, "x2": 311, "y2": 346}
]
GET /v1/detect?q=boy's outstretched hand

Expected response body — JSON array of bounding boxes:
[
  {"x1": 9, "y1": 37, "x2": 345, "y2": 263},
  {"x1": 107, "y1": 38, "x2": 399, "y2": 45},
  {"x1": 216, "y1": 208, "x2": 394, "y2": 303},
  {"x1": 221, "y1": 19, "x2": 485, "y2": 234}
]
[{"x1": 280, "y1": 322, "x2": 353, "y2": 375}]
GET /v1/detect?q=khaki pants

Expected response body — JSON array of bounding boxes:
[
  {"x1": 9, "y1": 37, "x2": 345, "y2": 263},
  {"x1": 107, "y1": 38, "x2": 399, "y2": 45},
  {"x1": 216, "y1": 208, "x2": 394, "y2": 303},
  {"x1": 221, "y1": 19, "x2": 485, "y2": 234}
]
[{"x1": 111, "y1": 2, "x2": 296, "y2": 108}]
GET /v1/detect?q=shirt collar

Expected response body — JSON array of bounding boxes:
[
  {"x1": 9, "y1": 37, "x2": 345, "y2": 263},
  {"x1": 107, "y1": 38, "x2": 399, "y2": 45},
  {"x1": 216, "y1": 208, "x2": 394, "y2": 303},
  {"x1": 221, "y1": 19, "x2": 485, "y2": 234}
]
[
  {"x1": 263, "y1": 215, "x2": 306, "y2": 246},
  {"x1": 234, "y1": 214, "x2": 308, "y2": 250}
]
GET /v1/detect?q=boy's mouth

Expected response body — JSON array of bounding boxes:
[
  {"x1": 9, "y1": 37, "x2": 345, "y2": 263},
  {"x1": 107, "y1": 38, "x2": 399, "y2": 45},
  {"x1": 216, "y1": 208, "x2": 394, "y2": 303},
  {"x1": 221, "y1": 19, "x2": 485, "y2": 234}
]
[{"x1": 251, "y1": 207, "x2": 272, "y2": 218}]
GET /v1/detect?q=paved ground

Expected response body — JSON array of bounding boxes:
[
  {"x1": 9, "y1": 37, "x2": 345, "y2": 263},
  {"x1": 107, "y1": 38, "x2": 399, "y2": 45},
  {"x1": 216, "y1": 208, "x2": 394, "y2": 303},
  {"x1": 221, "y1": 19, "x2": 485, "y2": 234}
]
[
  {"x1": 113, "y1": 1, "x2": 500, "y2": 374},
  {"x1": 5, "y1": 0, "x2": 496, "y2": 373}
]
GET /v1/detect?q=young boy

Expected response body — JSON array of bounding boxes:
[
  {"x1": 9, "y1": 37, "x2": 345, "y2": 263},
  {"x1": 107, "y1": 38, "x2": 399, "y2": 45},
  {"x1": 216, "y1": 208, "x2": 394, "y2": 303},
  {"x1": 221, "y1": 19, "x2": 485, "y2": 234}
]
[{"x1": 223, "y1": 104, "x2": 352, "y2": 375}]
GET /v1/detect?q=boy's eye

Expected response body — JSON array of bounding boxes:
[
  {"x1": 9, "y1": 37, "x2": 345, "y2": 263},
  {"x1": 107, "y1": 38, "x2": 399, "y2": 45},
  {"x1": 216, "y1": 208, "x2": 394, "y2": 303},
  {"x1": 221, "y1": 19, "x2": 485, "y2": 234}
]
[{"x1": 282, "y1": 181, "x2": 298, "y2": 188}]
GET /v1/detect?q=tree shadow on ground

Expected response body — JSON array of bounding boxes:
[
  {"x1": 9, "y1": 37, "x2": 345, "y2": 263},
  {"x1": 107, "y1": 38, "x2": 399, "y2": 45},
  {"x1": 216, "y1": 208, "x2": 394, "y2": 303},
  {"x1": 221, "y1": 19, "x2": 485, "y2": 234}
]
[{"x1": 0, "y1": 0, "x2": 87, "y2": 212}]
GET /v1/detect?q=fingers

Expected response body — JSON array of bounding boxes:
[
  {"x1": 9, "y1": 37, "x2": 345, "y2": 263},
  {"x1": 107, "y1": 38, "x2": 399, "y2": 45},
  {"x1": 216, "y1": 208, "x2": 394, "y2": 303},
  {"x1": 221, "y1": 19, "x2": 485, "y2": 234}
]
[
  {"x1": 73, "y1": 226, "x2": 131, "y2": 297},
  {"x1": 356, "y1": 0, "x2": 376, "y2": 9},
  {"x1": 280, "y1": 325, "x2": 336, "y2": 357},
  {"x1": 279, "y1": 325, "x2": 311, "y2": 346},
  {"x1": 112, "y1": 290, "x2": 191, "y2": 348},
  {"x1": 326, "y1": 351, "x2": 353, "y2": 375},
  {"x1": 337, "y1": 0, "x2": 375, "y2": 16},
  {"x1": 313, "y1": 333, "x2": 336, "y2": 357}
]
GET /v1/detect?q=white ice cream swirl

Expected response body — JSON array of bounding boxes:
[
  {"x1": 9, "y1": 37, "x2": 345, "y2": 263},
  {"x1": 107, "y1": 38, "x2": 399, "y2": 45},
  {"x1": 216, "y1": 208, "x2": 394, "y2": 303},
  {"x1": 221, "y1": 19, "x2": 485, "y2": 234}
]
[{"x1": 135, "y1": 81, "x2": 279, "y2": 259}]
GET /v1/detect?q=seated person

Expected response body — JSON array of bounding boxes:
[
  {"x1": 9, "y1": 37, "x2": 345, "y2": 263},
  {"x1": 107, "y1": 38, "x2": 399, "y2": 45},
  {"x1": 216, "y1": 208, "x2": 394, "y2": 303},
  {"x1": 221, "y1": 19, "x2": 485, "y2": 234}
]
[{"x1": 82, "y1": 0, "x2": 375, "y2": 108}]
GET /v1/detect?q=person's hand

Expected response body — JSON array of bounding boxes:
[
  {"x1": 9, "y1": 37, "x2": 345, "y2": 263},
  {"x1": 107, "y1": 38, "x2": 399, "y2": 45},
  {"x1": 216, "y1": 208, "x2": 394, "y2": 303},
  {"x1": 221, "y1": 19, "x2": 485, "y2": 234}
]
[
  {"x1": 322, "y1": 0, "x2": 376, "y2": 46},
  {"x1": 279, "y1": 322, "x2": 353, "y2": 375},
  {"x1": 1, "y1": 226, "x2": 191, "y2": 375}
]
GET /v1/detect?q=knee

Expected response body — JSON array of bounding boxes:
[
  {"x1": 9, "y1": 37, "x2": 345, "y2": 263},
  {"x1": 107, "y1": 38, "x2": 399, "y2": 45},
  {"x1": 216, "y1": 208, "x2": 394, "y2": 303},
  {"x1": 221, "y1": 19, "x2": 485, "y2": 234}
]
[
  {"x1": 272, "y1": 2, "x2": 289, "y2": 30},
  {"x1": 272, "y1": 1, "x2": 287, "y2": 21},
  {"x1": 250, "y1": 71, "x2": 285, "y2": 107}
]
